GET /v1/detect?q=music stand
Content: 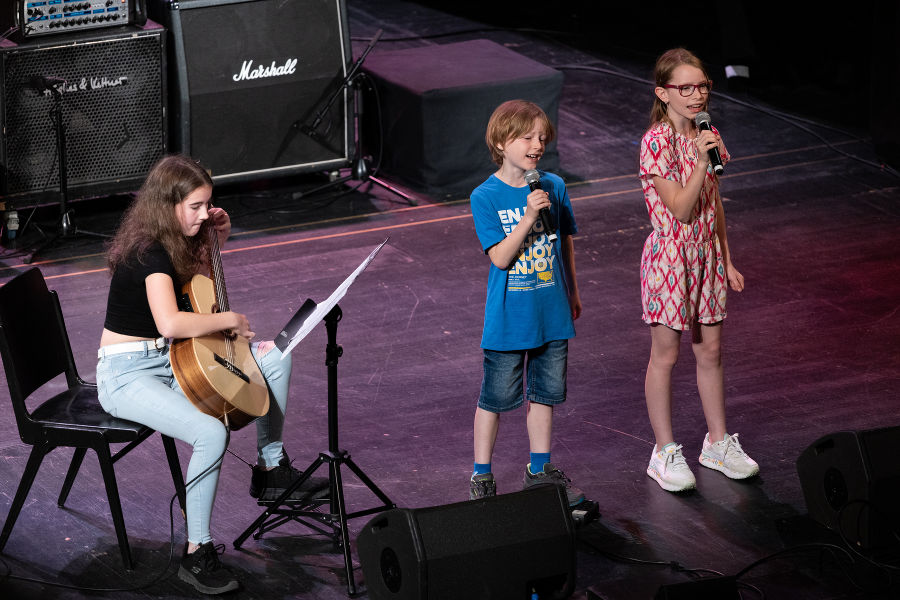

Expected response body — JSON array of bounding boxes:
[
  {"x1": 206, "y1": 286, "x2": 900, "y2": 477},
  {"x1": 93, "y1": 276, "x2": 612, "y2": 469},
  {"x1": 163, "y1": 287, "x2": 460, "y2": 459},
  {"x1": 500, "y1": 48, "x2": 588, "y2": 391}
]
[
  {"x1": 24, "y1": 79, "x2": 110, "y2": 264},
  {"x1": 233, "y1": 305, "x2": 394, "y2": 597}
]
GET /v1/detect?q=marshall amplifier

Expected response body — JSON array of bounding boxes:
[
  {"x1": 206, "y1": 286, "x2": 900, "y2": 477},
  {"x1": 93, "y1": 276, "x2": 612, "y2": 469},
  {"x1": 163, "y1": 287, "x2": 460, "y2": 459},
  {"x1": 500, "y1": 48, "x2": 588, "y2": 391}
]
[
  {"x1": 0, "y1": 22, "x2": 166, "y2": 203},
  {"x1": 1, "y1": 0, "x2": 148, "y2": 39},
  {"x1": 149, "y1": 0, "x2": 352, "y2": 184}
]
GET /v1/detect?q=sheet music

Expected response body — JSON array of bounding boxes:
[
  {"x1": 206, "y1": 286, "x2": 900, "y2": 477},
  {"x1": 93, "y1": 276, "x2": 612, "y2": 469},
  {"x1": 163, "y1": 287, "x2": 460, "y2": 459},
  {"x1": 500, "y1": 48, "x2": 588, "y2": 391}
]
[{"x1": 277, "y1": 238, "x2": 388, "y2": 358}]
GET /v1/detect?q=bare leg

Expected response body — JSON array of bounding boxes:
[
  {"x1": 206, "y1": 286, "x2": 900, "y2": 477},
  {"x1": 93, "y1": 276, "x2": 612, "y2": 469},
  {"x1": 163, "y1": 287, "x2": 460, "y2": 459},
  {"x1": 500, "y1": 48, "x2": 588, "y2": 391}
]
[
  {"x1": 473, "y1": 407, "x2": 500, "y2": 464},
  {"x1": 692, "y1": 323, "x2": 727, "y2": 443},
  {"x1": 646, "y1": 324, "x2": 681, "y2": 448},
  {"x1": 526, "y1": 401, "x2": 553, "y2": 454}
]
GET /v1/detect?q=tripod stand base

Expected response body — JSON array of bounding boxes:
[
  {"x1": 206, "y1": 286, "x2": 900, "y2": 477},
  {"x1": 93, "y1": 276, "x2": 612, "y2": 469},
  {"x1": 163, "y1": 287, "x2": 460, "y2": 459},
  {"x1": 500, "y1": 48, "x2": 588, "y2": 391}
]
[
  {"x1": 22, "y1": 211, "x2": 111, "y2": 264},
  {"x1": 292, "y1": 168, "x2": 417, "y2": 206},
  {"x1": 234, "y1": 448, "x2": 394, "y2": 597},
  {"x1": 366, "y1": 174, "x2": 417, "y2": 205}
]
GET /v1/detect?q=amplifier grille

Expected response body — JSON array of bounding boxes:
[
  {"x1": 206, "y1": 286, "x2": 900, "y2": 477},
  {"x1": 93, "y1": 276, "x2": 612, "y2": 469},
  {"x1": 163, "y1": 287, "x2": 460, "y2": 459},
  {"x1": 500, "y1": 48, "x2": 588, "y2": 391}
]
[{"x1": 1, "y1": 28, "x2": 165, "y2": 199}]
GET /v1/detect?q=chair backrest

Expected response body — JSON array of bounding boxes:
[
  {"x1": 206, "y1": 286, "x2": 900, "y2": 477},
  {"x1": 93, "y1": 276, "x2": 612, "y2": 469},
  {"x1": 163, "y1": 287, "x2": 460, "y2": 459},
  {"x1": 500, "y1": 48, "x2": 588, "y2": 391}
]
[{"x1": 0, "y1": 267, "x2": 80, "y2": 440}]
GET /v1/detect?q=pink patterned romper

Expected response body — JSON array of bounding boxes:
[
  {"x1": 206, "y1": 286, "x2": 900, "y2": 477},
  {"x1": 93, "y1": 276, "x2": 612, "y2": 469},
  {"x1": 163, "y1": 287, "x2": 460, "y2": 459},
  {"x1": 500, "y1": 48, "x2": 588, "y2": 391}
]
[{"x1": 639, "y1": 122, "x2": 730, "y2": 330}]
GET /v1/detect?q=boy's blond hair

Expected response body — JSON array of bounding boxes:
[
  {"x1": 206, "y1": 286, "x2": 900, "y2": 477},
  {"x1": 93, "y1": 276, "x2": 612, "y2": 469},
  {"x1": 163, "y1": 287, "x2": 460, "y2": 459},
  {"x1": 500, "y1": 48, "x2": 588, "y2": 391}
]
[{"x1": 485, "y1": 100, "x2": 556, "y2": 167}]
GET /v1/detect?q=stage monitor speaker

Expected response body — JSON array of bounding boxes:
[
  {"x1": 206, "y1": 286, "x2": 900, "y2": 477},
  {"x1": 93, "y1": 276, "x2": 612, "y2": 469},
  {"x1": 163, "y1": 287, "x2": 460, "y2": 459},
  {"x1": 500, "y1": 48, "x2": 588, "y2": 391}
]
[
  {"x1": 357, "y1": 484, "x2": 576, "y2": 600},
  {"x1": 150, "y1": 0, "x2": 352, "y2": 184},
  {"x1": 796, "y1": 426, "x2": 900, "y2": 549},
  {"x1": 0, "y1": 23, "x2": 166, "y2": 205}
]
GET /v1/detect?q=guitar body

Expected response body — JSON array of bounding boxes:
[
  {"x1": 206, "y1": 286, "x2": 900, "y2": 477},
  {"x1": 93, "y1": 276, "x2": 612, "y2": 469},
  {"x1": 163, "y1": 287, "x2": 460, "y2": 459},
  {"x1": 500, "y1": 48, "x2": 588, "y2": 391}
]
[{"x1": 171, "y1": 274, "x2": 270, "y2": 431}]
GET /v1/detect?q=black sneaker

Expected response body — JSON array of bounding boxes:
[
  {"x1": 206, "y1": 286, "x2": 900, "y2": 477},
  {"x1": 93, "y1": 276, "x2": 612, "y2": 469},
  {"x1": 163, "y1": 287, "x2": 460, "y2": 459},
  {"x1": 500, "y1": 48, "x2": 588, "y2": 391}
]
[
  {"x1": 469, "y1": 472, "x2": 497, "y2": 500},
  {"x1": 523, "y1": 462, "x2": 585, "y2": 507},
  {"x1": 178, "y1": 542, "x2": 239, "y2": 595},
  {"x1": 249, "y1": 455, "x2": 329, "y2": 502}
]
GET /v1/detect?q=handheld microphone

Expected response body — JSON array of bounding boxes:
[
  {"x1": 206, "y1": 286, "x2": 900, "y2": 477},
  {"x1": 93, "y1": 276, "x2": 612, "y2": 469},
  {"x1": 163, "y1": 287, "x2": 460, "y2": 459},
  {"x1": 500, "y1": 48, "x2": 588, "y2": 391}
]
[
  {"x1": 29, "y1": 75, "x2": 66, "y2": 93},
  {"x1": 694, "y1": 112, "x2": 723, "y2": 175},
  {"x1": 523, "y1": 169, "x2": 557, "y2": 242}
]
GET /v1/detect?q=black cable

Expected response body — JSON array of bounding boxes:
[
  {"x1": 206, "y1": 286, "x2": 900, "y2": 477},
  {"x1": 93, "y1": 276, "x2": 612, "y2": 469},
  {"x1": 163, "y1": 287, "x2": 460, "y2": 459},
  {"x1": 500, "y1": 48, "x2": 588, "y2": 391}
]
[
  {"x1": 578, "y1": 535, "x2": 724, "y2": 578},
  {"x1": 736, "y1": 541, "x2": 894, "y2": 595},
  {"x1": 0, "y1": 426, "x2": 233, "y2": 593},
  {"x1": 350, "y1": 26, "x2": 581, "y2": 44},
  {"x1": 349, "y1": 16, "x2": 900, "y2": 180},
  {"x1": 834, "y1": 498, "x2": 900, "y2": 572},
  {"x1": 557, "y1": 63, "x2": 900, "y2": 179}
]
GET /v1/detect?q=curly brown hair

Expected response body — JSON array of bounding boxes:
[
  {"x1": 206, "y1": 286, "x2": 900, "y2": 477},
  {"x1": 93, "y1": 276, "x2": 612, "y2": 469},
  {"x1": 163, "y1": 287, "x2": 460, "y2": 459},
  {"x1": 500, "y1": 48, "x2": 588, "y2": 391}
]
[
  {"x1": 485, "y1": 100, "x2": 556, "y2": 167},
  {"x1": 106, "y1": 154, "x2": 214, "y2": 285}
]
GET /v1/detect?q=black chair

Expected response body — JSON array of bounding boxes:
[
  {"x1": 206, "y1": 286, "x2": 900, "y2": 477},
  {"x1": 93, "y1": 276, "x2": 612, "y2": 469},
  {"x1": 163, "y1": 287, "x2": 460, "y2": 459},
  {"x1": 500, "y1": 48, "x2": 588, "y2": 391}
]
[{"x1": 0, "y1": 267, "x2": 186, "y2": 570}]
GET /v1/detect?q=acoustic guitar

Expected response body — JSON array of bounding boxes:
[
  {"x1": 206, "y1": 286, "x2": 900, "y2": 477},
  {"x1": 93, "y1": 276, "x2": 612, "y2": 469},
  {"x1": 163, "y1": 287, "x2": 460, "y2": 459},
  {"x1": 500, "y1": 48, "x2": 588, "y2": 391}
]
[{"x1": 170, "y1": 227, "x2": 269, "y2": 431}]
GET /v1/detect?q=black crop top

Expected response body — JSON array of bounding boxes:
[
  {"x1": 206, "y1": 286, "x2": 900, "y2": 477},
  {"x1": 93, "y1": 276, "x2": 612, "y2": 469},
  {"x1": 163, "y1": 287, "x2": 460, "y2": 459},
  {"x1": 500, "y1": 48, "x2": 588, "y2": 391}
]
[{"x1": 103, "y1": 243, "x2": 178, "y2": 338}]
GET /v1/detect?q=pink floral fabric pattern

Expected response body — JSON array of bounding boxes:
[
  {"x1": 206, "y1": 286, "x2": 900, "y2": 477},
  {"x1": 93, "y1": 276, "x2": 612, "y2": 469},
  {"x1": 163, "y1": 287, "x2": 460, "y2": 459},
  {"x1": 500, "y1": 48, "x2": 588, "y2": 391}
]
[{"x1": 638, "y1": 121, "x2": 730, "y2": 330}]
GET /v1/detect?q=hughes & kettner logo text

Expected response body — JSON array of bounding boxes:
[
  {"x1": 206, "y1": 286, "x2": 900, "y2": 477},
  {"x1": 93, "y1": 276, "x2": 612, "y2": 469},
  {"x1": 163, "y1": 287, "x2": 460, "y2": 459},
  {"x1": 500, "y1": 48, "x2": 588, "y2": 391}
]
[
  {"x1": 233, "y1": 58, "x2": 298, "y2": 82},
  {"x1": 39, "y1": 76, "x2": 129, "y2": 95}
]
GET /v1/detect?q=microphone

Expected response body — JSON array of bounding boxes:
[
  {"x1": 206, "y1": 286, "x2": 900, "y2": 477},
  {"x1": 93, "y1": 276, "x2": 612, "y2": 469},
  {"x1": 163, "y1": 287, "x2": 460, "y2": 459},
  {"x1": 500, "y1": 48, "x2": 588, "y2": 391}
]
[
  {"x1": 694, "y1": 111, "x2": 723, "y2": 175},
  {"x1": 523, "y1": 169, "x2": 557, "y2": 242},
  {"x1": 29, "y1": 75, "x2": 66, "y2": 93}
]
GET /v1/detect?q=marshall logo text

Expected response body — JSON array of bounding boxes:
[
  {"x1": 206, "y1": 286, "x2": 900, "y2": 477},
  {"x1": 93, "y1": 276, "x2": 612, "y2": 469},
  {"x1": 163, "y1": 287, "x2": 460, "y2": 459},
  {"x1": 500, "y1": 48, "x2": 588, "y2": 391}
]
[{"x1": 233, "y1": 59, "x2": 298, "y2": 82}]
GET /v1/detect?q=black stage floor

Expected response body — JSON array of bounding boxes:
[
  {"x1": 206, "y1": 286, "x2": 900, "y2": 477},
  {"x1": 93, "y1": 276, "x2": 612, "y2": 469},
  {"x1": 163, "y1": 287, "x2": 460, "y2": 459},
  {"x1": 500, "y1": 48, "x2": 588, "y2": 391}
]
[{"x1": 1, "y1": 1, "x2": 899, "y2": 599}]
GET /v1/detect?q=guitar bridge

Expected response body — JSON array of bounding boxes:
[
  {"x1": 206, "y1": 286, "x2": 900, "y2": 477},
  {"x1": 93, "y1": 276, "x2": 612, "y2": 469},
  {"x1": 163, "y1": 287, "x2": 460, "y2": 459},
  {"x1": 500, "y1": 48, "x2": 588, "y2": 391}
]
[{"x1": 214, "y1": 354, "x2": 250, "y2": 383}]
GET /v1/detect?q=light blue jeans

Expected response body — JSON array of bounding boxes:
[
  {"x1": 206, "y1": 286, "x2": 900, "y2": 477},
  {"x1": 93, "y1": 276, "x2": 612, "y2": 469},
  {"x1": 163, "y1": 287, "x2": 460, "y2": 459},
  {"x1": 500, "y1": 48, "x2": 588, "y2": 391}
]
[{"x1": 96, "y1": 341, "x2": 291, "y2": 545}]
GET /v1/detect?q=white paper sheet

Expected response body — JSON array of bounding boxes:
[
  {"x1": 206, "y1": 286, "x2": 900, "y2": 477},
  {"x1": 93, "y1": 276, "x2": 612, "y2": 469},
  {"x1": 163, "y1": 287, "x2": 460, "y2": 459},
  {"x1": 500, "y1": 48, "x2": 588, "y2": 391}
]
[{"x1": 278, "y1": 238, "x2": 388, "y2": 358}]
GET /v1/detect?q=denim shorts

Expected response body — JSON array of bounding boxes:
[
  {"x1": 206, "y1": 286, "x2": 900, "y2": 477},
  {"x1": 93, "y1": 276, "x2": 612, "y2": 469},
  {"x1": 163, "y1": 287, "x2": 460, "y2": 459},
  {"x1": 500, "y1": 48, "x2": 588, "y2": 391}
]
[{"x1": 478, "y1": 339, "x2": 568, "y2": 413}]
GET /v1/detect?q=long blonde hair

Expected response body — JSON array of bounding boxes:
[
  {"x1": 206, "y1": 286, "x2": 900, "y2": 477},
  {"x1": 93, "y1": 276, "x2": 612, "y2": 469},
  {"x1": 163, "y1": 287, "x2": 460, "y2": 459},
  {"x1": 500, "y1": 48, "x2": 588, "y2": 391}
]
[
  {"x1": 648, "y1": 48, "x2": 710, "y2": 131},
  {"x1": 106, "y1": 154, "x2": 214, "y2": 285}
]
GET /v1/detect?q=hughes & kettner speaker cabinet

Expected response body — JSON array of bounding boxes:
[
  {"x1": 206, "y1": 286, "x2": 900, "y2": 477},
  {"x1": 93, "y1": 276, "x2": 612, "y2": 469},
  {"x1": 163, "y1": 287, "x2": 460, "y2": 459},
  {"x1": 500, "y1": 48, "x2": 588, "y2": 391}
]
[
  {"x1": 0, "y1": 21, "x2": 166, "y2": 205},
  {"x1": 357, "y1": 484, "x2": 576, "y2": 600},
  {"x1": 149, "y1": 0, "x2": 352, "y2": 184},
  {"x1": 797, "y1": 426, "x2": 900, "y2": 550}
]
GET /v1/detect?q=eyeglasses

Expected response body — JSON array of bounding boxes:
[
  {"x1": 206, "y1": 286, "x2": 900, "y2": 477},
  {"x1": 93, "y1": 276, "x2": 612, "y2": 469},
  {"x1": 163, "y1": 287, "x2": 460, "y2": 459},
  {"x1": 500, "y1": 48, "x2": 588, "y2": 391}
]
[{"x1": 663, "y1": 81, "x2": 713, "y2": 96}]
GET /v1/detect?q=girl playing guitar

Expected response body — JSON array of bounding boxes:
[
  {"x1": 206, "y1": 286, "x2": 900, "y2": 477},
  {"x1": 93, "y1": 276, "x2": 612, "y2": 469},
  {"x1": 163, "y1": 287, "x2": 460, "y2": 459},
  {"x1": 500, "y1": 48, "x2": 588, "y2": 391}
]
[{"x1": 96, "y1": 154, "x2": 319, "y2": 594}]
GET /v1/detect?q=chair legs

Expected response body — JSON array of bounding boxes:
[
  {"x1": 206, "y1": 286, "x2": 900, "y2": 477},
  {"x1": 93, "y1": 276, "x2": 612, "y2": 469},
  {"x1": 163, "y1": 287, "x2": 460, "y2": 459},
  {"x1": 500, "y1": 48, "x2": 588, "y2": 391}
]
[
  {"x1": 162, "y1": 435, "x2": 187, "y2": 515},
  {"x1": 0, "y1": 444, "x2": 49, "y2": 553},
  {"x1": 2, "y1": 434, "x2": 186, "y2": 571},
  {"x1": 58, "y1": 447, "x2": 88, "y2": 507},
  {"x1": 95, "y1": 443, "x2": 134, "y2": 570}
]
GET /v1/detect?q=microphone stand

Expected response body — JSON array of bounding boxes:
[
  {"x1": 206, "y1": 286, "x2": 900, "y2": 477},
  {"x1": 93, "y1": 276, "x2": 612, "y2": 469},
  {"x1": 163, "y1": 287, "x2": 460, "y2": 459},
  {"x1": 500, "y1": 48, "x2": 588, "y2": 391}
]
[
  {"x1": 294, "y1": 29, "x2": 416, "y2": 205},
  {"x1": 24, "y1": 83, "x2": 109, "y2": 264}
]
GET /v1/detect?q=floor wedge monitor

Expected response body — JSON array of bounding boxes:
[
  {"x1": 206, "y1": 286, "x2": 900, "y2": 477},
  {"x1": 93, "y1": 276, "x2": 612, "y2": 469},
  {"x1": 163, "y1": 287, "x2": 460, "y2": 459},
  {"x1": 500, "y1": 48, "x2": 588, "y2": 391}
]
[{"x1": 358, "y1": 484, "x2": 576, "y2": 600}]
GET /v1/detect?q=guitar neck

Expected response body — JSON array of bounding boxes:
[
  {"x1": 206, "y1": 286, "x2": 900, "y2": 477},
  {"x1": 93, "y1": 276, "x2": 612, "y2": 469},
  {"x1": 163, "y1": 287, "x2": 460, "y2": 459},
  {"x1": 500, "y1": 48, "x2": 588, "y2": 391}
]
[{"x1": 208, "y1": 227, "x2": 230, "y2": 313}]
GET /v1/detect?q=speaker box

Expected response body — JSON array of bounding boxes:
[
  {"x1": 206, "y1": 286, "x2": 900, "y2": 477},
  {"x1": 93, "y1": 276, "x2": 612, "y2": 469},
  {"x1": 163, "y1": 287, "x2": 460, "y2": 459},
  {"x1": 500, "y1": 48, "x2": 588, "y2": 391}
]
[
  {"x1": 357, "y1": 484, "x2": 576, "y2": 600},
  {"x1": 0, "y1": 23, "x2": 166, "y2": 204},
  {"x1": 361, "y1": 39, "x2": 563, "y2": 196},
  {"x1": 150, "y1": 0, "x2": 352, "y2": 184},
  {"x1": 796, "y1": 426, "x2": 900, "y2": 549}
]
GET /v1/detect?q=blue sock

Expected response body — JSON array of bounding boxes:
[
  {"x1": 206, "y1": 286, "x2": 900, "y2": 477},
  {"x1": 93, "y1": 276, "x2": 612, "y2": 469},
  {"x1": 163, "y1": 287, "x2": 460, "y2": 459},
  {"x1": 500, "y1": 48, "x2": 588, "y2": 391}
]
[
  {"x1": 529, "y1": 452, "x2": 551, "y2": 474},
  {"x1": 473, "y1": 462, "x2": 491, "y2": 477}
]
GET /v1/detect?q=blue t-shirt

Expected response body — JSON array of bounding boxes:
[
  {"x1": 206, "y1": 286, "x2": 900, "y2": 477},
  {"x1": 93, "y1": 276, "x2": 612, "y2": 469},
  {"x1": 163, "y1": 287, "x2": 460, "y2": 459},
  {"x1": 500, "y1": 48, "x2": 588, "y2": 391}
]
[{"x1": 471, "y1": 171, "x2": 577, "y2": 351}]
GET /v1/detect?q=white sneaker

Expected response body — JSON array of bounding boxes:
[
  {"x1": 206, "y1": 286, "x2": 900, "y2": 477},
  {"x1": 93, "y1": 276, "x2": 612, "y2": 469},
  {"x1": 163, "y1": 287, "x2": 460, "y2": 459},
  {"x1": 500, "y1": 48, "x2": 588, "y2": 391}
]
[
  {"x1": 699, "y1": 433, "x2": 760, "y2": 479},
  {"x1": 647, "y1": 443, "x2": 696, "y2": 492}
]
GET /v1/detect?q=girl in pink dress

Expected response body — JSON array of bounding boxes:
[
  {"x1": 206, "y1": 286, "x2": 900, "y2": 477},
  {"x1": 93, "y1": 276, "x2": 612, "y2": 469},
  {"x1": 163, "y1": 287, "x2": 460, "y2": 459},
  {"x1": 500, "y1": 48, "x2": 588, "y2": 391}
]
[{"x1": 639, "y1": 48, "x2": 759, "y2": 492}]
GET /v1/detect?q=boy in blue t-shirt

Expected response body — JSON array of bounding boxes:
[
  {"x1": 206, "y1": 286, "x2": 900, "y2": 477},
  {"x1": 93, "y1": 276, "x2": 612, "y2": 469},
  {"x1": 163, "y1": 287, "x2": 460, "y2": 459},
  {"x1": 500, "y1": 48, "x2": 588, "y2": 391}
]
[{"x1": 469, "y1": 99, "x2": 584, "y2": 506}]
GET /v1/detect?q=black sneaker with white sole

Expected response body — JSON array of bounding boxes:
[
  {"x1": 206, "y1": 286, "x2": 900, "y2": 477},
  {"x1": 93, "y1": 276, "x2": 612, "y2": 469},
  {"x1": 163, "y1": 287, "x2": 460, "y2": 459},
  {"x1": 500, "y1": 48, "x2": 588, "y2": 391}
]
[{"x1": 178, "y1": 542, "x2": 239, "y2": 595}]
